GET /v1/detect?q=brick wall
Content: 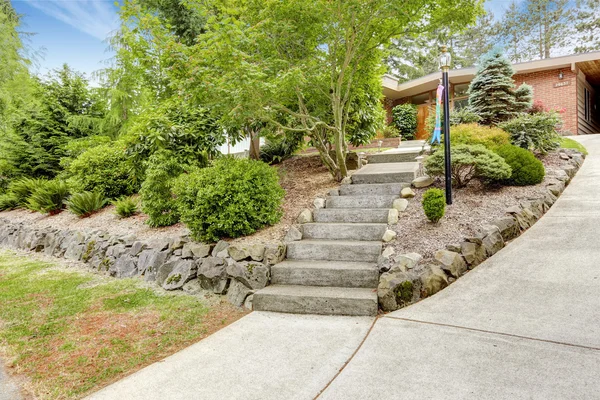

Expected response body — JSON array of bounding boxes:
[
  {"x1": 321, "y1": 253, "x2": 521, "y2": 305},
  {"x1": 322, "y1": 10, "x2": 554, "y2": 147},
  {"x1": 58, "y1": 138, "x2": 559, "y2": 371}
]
[{"x1": 513, "y1": 68, "x2": 578, "y2": 134}]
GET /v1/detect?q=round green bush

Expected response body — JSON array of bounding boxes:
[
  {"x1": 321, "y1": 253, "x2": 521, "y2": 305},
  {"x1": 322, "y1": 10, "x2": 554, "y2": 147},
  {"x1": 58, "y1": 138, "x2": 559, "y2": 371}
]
[
  {"x1": 173, "y1": 157, "x2": 285, "y2": 242},
  {"x1": 495, "y1": 145, "x2": 545, "y2": 186},
  {"x1": 422, "y1": 188, "x2": 446, "y2": 223},
  {"x1": 140, "y1": 151, "x2": 186, "y2": 227},
  {"x1": 392, "y1": 104, "x2": 418, "y2": 140},
  {"x1": 67, "y1": 144, "x2": 137, "y2": 199}
]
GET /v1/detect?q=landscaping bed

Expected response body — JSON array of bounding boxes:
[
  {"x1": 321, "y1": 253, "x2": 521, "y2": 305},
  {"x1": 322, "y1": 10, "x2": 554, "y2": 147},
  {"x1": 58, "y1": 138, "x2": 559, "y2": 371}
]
[{"x1": 0, "y1": 250, "x2": 246, "y2": 399}]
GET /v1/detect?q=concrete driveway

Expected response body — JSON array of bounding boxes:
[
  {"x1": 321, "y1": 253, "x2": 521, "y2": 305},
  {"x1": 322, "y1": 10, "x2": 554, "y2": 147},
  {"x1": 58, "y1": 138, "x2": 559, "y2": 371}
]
[{"x1": 89, "y1": 135, "x2": 600, "y2": 400}]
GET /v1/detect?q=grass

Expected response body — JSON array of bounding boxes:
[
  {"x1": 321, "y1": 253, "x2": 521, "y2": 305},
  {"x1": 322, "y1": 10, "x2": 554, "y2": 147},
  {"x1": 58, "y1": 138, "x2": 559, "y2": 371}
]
[
  {"x1": 0, "y1": 250, "x2": 245, "y2": 399},
  {"x1": 559, "y1": 137, "x2": 588, "y2": 155}
]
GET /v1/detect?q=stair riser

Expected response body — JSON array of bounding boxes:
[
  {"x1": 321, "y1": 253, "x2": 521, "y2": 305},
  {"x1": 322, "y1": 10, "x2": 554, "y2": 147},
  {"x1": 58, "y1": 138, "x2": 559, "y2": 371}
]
[
  {"x1": 253, "y1": 293, "x2": 378, "y2": 316},
  {"x1": 339, "y1": 183, "x2": 409, "y2": 196},
  {"x1": 314, "y1": 209, "x2": 390, "y2": 223},
  {"x1": 352, "y1": 171, "x2": 417, "y2": 184},
  {"x1": 367, "y1": 152, "x2": 421, "y2": 163},
  {"x1": 271, "y1": 267, "x2": 379, "y2": 288},
  {"x1": 287, "y1": 242, "x2": 381, "y2": 262},
  {"x1": 302, "y1": 224, "x2": 386, "y2": 241},
  {"x1": 326, "y1": 196, "x2": 397, "y2": 209}
]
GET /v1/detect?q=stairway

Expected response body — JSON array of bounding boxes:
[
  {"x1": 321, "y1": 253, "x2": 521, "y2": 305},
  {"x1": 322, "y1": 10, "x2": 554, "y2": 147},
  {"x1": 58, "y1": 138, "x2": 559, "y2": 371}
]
[{"x1": 253, "y1": 143, "x2": 424, "y2": 316}]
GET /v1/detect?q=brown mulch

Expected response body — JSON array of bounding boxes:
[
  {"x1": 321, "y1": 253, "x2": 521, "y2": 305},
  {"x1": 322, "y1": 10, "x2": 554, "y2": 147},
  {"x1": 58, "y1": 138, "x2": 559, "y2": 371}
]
[{"x1": 390, "y1": 152, "x2": 566, "y2": 262}]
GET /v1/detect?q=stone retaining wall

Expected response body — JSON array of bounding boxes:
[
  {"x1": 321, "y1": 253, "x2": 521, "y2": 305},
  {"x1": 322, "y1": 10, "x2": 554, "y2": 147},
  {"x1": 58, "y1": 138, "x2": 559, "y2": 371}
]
[
  {"x1": 0, "y1": 223, "x2": 286, "y2": 309},
  {"x1": 377, "y1": 148, "x2": 585, "y2": 312}
]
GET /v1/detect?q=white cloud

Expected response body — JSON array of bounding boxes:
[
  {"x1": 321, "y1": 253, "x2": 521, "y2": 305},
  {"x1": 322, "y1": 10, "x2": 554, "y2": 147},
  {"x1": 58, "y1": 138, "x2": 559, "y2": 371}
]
[{"x1": 24, "y1": 0, "x2": 119, "y2": 41}]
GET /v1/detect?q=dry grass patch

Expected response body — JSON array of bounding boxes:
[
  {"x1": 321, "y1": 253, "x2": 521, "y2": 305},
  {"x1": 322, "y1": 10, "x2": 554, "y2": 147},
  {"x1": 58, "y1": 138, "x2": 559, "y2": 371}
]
[{"x1": 0, "y1": 251, "x2": 246, "y2": 399}]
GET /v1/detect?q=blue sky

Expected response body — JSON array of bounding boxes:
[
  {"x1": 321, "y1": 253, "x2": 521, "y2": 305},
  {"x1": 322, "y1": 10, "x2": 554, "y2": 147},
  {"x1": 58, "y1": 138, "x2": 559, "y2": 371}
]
[{"x1": 12, "y1": 0, "x2": 517, "y2": 82}]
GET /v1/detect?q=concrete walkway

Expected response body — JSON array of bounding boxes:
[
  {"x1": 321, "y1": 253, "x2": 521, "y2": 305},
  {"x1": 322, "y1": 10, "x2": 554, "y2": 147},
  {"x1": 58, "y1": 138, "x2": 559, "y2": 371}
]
[
  {"x1": 88, "y1": 136, "x2": 600, "y2": 400},
  {"x1": 0, "y1": 359, "x2": 22, "y2": 400}
]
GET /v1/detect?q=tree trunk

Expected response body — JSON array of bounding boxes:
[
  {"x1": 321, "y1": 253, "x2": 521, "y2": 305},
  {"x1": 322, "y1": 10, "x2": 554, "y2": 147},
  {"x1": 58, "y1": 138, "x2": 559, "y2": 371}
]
[{"x1": 311, "y1": 129, "x2": 342, "y2": 181}]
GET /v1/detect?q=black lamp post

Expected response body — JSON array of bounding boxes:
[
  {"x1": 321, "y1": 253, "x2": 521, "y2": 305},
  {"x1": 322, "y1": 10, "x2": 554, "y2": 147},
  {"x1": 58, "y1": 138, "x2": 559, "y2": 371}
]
[{"x1": 439, "y1": 45, "x2": 453, "y2": 205}]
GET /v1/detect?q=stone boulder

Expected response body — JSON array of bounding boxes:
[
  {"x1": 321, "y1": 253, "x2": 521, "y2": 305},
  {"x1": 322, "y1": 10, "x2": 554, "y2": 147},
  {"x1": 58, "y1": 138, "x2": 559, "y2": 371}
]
[
  {"x1": 313, "y1": 198, "x2": 326, "y2": 209},
  {"x1": 182, "y1": 242, "x2": 211, "y2": 259},
  {"x1": 478, "y1": 225, "x2": 505, "y2": 257},
  {"x1": 388, "y1": 209, "x2": 399, "y2": 224},
  {"x1": 197, "y1": 257, "x2": 229, "y2": 294},
  {"x1": 401, "y1": 187, "x2": 416, "y2": 199},
  {"x1": 211, "y1": 240, "x2": 229, "y2": 257},
  {"x1": 264, "y1": 243, "x2": 286, "y2": 265},
  {"x1": 392, "y1": 199, "x2": 408, "y2": 212},
  {"x1": 382, "y1": 230, "x2": 397, "y2": 243},
  {"x1": 297, "y1": 209, "x2": 313, "y2": 224},
  {"x1": 434, "y1": 249, "x2": 467, "y2": 278},
  {"x1": 227, "y1": 280, "x2": 255, "y2": 307},
  {"x1": 158, "y1": 259, "x2": 197, "y2": 291},
  {"x1": 419, "y1": 265, "x2": 449, "y2": 297},
  {"x1": 111, "y1": 254, "x2": 138, "y2": 278},
  {"x1": 378, "y1": 271, "x2": 421, "y2": 312},
  {"x1": 389, "y1": 253, "x2": 422, "y2": 273},
  {"x1": 138, "y1": 249, "x2": 171, "y2": 282},
  {"x1": 460, "y1": 241, "x2": 486, "y2": 268},
  {"x1": 412, "y1": 176, "x2": 434, "y2": 188},
  {"x1": 227, "y1": 244, "x2": 266, "y2": 262},
  {"x1": 284, "y1": 226, "x2": 303, "y2": 243},
  {"x1": 490, "y1": 216, "x2": 520, "y2": 242},
  {"x1": 226, "y1": 261, "x2": 270, "y2": 290}
]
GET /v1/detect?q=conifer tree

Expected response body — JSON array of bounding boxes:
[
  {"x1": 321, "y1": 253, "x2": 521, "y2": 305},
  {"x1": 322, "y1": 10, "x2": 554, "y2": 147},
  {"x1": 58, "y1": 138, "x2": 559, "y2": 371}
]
[{"x1": 468, "y1": 48, "x2": 533, "y2": 125}]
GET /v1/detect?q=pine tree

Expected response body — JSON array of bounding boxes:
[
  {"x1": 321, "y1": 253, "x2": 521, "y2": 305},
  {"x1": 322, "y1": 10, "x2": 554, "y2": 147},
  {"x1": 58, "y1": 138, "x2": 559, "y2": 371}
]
[
  {"x1": 468, "y1": 48, "x2": 533, "y2": 126},
  {"x1": 575, "y1": 0, "x2": 600, "y2": 53}
]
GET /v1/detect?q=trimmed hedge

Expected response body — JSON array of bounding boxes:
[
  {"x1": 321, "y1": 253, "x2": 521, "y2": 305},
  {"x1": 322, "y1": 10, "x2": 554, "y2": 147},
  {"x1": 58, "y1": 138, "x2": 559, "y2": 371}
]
[
  {"x1": 450, "y1": 123, "x2": 510, "y2": 150},
  {"x1": 422, "y1": 188, "x2": 445, "y2": 223},
  {"x1": 495, "y1": 145, "x2": 545, "y2": 186}
]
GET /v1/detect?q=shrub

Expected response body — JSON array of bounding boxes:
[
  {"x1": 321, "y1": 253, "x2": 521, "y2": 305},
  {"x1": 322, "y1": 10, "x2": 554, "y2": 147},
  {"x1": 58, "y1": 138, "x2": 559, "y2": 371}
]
[
  {"x1": 382, "y1": 125, "x2": 400, "y2": 138},
  {"x1": 113, "y1": 196, "x2": 138, "y2": 218},
  {"x1": 67, "y1": 144, "x2": 137, "y2": 199},
  {"x1": 450, "y1": 123, "x2": 511, "y2": 149},
  {"x1": 449, "y1": 108, "x2": 481, "y2": 125},
  {"x1": 495, "y1": 145, "x2": 545, "y2": 186},
  {"x1": 173, "y1": 157, "x2": 285, "y2": 242},
  {"x1": 27, "y1": 180, "x2": 70, "y2": 214},
  {"x1": 422, "y1": 188, "x2": 446, "y2": 223},
  {"x1": 7, "y1": 177, "x2": 47, "y2": 206},
  {"x1": 66, "y1": 192, "x2": 108, "y2": 218},
  {"x1": 392, "y1": 104, "x2": 418, "y2": 139},
  {"x1": 425, "y1": 144, "x2": 512, "y2": 188},
  {"x1": 0, "y1": 193, "x2": 19, "y2": 211},
  {"x1": 140, "y1": 151, "x2": 185, "y2": 227},
  {"x1": 260, "y1": 134, "x2": 303, "y2": 165},
  {"x1": 499, "y1": 112, "x2": 561, "y2": 154}
]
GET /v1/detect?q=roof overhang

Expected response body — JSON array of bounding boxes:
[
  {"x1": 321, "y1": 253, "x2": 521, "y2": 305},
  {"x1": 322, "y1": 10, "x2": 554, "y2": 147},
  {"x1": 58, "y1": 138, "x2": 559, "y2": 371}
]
[{"x1": 383, "y1": 51, "x2": 600, "y2": 100}]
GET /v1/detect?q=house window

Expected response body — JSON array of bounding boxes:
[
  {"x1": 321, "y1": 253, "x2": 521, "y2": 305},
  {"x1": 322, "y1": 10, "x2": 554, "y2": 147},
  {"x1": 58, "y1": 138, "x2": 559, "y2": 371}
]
[
  {"x1": 453, "y1": 83, "x2": 469, "y2": 110},
  {"x1": 584, "y1": 88, "x2": 591, "y2": 122}
]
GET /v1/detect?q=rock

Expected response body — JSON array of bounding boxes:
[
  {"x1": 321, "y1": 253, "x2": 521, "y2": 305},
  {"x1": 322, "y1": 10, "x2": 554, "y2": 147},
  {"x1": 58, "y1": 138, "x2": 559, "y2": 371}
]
[
  {"x1": 329, "y1": 189, "x2": 339, "y2": 196},
  {"x1": 182, "y1": 279, "x2": 203, "y2": 296},
  {"x1": 197, "y1": 257, "x2": 229, "y2": 294},
  {"x1": 378, "y1": 271, "x2": 421, "y2": 312},
  {"x1": 244, "y1": 294, "x2": 254, "y2": 310},
  {"x1": 377, "y1": 246, "x2": 395, "y2": 271},
  {"x1": 563, "y1": 165, "x2": 577, "y2": 179},
  {"x1": 137, "y1": 249, "x2": 171, "y2": 282},
  {"x1": 170, "y1": 236, "x2": 188, "y2": 250},
  {"x1": 160, "y1": 259, "x2": 197, "y2": 290},
  {"x1": 388, "y1": 209, "x2": 399, "y2": 224},
  {"x1": 182, "y1": 242, "x2": 211, "y2": 259},
  {"x1": 490, "y1": 216, "x2": 520, "y2": 241},
  {"x1": 420, "y1": 265, "x2": 449, "y2": 297},
  {"x1": 401, "y1": 187, "x2": 416, "y2": 198},
  {"x1": 393, "y1": 198, "x2": 408, "y2": 212},
  {"x1": 247, "y1": 244, "x2": 266, "y2": 261},
  {"x1": 313, "y1": 198, "x2": 326, "y2": 209},
  {"x1": 390, "y1": 253, "x2": 422, "y2": 273},
  {"x1": 460, "y1": 241, "x2": 486, "y2": 268},
  {"x1": 297, "y1": 209, "x2": 313, "y2": 224},
  {"x1": 148, "y1": 238, "x2": 172, "y2": 251},
  {"x1": 228, "y1": 244, "x2": 249, "y2": 261},
  {"x1": 118, "y1": 234, "x2": 137, "y2": 247},
  {"x1": 130, "y1": 241, "x2": 147, "y2": 256},
  {"x1": 212, "y1": 240, "x2": 229, "y2": 257},
  {"x1": 382, "y1": 229, "x2": 397, "y2": 242},
  {"x1": 445, "y1": 244, "x2": 461, "y2": 253},
  {"x1": 479, "y1": 225, "x2": 505, "y2": 257},
  {"x1": 64, "y1": 244, "x2": 85, "y2": 261},
  {"x1": 434, "y1": 250, "x2": 467, "y2": 278},
  {"x1": 112, "y1": 255, "x2": 138, "y2": 278},
  {"x1": 412, "y1": 176, "x2": 434, "y2": 188},
  {"x1": 559, "y1": 152, "x2": 570, "y2": 160},
  {"x1": 227, "y1": 280, "x2": 254, "y2": 307},
  {"x1": 264, "y1": 243, "x2": 286, "y2": 265},
  {"x1": 547, "y1": 184, "x2": 563, "y2": 197},
  {"x1": 571, "y1": 154, "x2": 584, "y2": 167},
  {"x1": 284, "y1": 226, "x2": 303, "y2": 243},
  {"x1": 226, "y1": 261, "x2": 270, "y2": 290},
  {"x1": 341, "y1": 177, "x2": 352, "y2": 185}
]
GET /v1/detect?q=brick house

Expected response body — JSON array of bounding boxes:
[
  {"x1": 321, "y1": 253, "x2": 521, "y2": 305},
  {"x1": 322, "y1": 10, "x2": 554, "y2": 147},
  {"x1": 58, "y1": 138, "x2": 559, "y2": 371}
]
[{"x1": 382, "y1": 51, "x2": 600, "y2": 139}]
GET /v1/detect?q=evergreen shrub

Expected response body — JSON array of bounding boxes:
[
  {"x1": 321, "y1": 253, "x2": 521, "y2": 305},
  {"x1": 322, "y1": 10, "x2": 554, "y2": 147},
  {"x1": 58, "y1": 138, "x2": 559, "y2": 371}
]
[
  {"x1": 392, "y1": 104, "x2": 418, "y2": 139},
  {"x1": 422, "y1": 188, "x2": 446, "y2": 223},
  {"x1": 495, "y1": 145, "x2": 545, "y2": 186},
  {"x1": 113, "y1": 196, "x2": 138, "y2": 218},
  {"x1": 66, "y1": 192, "x2": 108, "y2": 218},
  {"x1": 450, "y1": 124, "x2": 510, "y2": 149},
  {"x1": 173, "y1": 157, "x2": 285, "y2": 242},
  {"x1": 499, "y1": 112, "x2": 561, "y2": 154}
]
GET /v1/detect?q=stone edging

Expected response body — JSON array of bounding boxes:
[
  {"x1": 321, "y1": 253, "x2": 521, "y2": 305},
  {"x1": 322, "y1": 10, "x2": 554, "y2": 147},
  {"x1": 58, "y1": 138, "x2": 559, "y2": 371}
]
[
  {"x1": 0, "y1": 223, "x2": 286, "y2": 309},
  {"x1": 376, "y1": 148, "x2": 585, "y2": 312}
]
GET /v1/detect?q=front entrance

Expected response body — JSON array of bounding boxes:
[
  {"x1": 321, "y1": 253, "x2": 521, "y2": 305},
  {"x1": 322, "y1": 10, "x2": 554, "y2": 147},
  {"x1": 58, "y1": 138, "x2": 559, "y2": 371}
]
[{"x1": 416, "y1": 104, "x2": 430, "y2": 140}]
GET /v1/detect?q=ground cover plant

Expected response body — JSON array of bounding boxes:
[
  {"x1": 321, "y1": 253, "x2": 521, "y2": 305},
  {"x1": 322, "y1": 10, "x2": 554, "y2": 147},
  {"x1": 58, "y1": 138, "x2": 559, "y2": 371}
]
[
  {"x1": 113, "y1": 196, "x2": 138, "y2": 218},
  {"x1": 66, "y1": 192, "x2": 109, "y2": 218},
  {"x1": 27, "y1": 180, "x2": 70, "y2": 215},
  {"x1": 0, "y1": 250, "x2": 245, "y2": 399}
]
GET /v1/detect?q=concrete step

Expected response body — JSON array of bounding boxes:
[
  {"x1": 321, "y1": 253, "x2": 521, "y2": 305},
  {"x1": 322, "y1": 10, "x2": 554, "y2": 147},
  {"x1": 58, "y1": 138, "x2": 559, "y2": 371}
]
[
  {"x1": 351, "y1": 162, "x2": 419, "y2": 184},
  {"x1": 286, "y1": 240, "x2": 382, "y2": 262},
  {"x1": 339, "y1": 183, "x2": 409, "y2": 196},
  {"x1": 302, "y1": 223, "x2": 387, "y2": 241},
  {"x1": 271, "y1": 260, "x2": 379, "y2": 288},
  {"x1": 325, "y1": 195, "x2": 398, "y2": 209},
  {"x1": 367, "y1": 150, "x2": 422, "y2": 164},
  {"x1": 314, "y1": 208, "x2": 391, "y2": 223},
  {"x1": 253, "y1": 285, "x2": 378, "y2": 316}
]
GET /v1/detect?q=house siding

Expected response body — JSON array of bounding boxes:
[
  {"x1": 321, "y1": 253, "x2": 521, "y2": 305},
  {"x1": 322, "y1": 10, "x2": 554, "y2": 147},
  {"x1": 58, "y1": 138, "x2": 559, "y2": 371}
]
[{"x1": 576, "y1": 71, "x2": 600, "y2": 135}]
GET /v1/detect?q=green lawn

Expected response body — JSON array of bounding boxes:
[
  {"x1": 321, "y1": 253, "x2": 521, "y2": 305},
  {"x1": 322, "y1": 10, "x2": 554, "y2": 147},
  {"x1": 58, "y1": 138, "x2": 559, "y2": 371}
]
[
  {"x1": 0, "y1": 250, "x2": 245, "y2": 399},
  {"x1": 559, "y1": 137, "x2": 588, "y2": 155}
]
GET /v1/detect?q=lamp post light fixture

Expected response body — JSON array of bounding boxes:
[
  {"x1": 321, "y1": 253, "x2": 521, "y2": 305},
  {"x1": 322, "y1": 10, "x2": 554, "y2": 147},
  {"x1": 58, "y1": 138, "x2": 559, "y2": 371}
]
[{"x1": 439, "y1": 45, "x2": 453, "y2": 205}]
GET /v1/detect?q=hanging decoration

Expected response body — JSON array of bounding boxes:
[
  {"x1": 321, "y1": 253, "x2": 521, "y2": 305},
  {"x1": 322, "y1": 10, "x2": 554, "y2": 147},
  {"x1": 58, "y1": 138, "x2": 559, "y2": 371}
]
[{"x1": 431, "y1": 84, "x2": 444, "y2": 144}]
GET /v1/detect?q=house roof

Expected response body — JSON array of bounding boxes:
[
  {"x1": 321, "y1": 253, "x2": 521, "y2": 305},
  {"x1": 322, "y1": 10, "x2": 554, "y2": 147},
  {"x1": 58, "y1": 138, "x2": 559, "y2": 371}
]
[{"x1": 383, "y1": 51, "x2": 600, "y2": 100}]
